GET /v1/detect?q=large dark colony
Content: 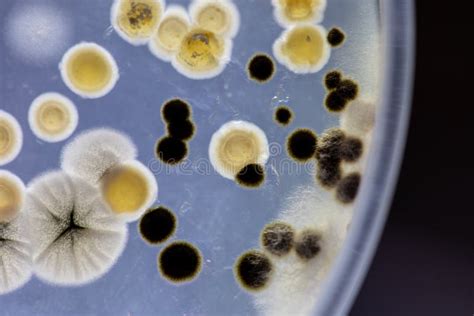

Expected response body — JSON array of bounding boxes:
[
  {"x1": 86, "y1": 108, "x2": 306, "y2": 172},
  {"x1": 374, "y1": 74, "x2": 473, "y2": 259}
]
[
  {"x1": 139, "y1": 206, "x2": 177, "y2": 245},
  {"x1": 158, "y1": 241, "x2": 202, "y2": 283},
  {"x1": 156, "y1": 136, "x2": 188, "y2": 164},
  {"x1": 235, "y1": 163, "x2": 265, "y2": 188},
  {"x1": 295, "y1": 230, "x2": 321, "y2": 260},
  {"x1": 161, "y1": 99, "x2": 192, "y2": 123},
  {"x1": 327, "y1": 27, "x2": 346, "y2": 47},
  {"x1": 287, "y1": 128, "x2": 318, "y2": 162},
  {"x1": 235, "y1": 250, "x2": 273, "y2": 291},
  {"x1": 247, "y1": 53, "x2": 275, "y2": 83},
  {"x1": 336, "y1": 172, "x2": 361, "y2": 204},
  {"x1": 323, "y1": 71, "x2": 359, "y2": 112}
]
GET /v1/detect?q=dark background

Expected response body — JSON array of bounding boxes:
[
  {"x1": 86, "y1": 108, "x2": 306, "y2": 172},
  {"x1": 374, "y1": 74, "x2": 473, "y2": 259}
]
[{"x1": 351, "y1": 1, "x2": 474, "y2": 315}]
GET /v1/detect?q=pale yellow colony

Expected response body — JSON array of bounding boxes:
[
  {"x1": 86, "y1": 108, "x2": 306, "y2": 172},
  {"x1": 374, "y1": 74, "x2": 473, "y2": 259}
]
[
  {"x1": 111, "y1": 0, "x2": 164, "y2": 45},
  {"x1": 60, "y1": 42, "x2": 119, "y2": 99},
  {"x1": 28, "y1": 92, "x2": 78, "y2": 143},
  {"x1": 0, "y1": 170, "x2": 25, "y2": 223},
  {"x1": 273, "y1": 24, "x2": 330, "y2": 74},
  {"x1": 189, "y1": 0, "x2": 240, "y2": 38},
  {"x1": 100, "y1": 160, "x2": 158, "y2": 222},
  {"x1": 0, "y1": 111, "x2": 23, "y2": 166},
  {"x1": 209, "y1": 120, "x2": 269, "y2": 180},
  {"x1": 172, "y1": 28, "x2": 232, "y2": 79},
  {"x1": 272, "y1": 0, "x2": 326, "y2": 27},
  {"x1": 149, "y1": 6, "x2": 190, "y2": 62}
]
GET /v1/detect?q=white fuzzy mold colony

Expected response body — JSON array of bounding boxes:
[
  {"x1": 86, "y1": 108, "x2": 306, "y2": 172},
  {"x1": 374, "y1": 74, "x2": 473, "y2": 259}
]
[
  {"x1": 209, "y1": 120, "x2": 269, "y2": 180},
  {"x1": 28, "y1": 93, "x2": 79, "y2": 143},
  {"x1": 149, "y1": 6, "x2": 191, "y2": 62},
  {"x1": 25, "y1": 171, "x2": 128, "y2": 286},
  {"x1": 111, "y1": 0, "x2": 165, "y2": 46},
  {"x1": 254, "y1": 186, "x2": 351, "y2": 316},
  {"x1": 189, "y1": 0, "x2": 240, "y2": 38},
  {"x1": 4, "y1": 3, "x2": 73, "y2": 66},
  {"x1": 61, "y1": 128, "x2": 157, "y2": 222},
  {"x1": 59, "y1": 42, "x2": 119, "y2": 99},
  {"x1": 61, "y1": 128, "x2": 138, "y2": 185},
  {"x1": 0, "y1": 210, "x2": 33, "y2": 295},
  {"x1": 0, "y1": 170, "x2": 26, "y2": 224},
  {"x1": 0, "y1": 110, "x2": 23, "y2": 166},
  {"x1": 273, "y1": 24, "x2": 331, "y2": 74},
  {"x1": 271, "y1": 0, "x2": 327, "y2": 27}
]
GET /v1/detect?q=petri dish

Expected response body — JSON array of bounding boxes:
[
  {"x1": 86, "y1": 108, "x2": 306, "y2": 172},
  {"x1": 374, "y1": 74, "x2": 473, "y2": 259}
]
[{"x1": 0, "y1": 0, "x2": 414, "y2": 315}]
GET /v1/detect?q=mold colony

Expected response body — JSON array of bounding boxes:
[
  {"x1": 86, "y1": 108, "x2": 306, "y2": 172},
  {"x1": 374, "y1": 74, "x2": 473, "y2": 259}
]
[
  {"x1": 0, "y1": 111, "x2": 23, "y2": 166},
  {"x1": 271, "y1": 0, "x2": 327, "y2": 27},
  {"x1": 0, "y1": 170, "x2": 26, "y2": 224},
  {"x1": 139, "y1": 206, "x2": 177, "y2": 245},
  {"x1": 158, "y1": 241, "x2": 202, "y2": 284},
  {"x1": 247, "y1": 53, "x2": 276, "y2": 83},
  {"x1": 60, "y1": 43, "x2": 119, "y2": 99},
  {"x1": 28, "y1": 93, "x2": 78, "y2": 143}
]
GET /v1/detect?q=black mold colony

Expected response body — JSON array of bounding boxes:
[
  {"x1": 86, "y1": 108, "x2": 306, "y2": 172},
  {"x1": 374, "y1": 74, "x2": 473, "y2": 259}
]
[
  {"x1": 235, "y1": 163, "x2": 265, "y2": 188},
  {"x1": 247, "y1": 53, "x2": 275, "y2": 83},
  {"x1": 274, "y1": 106, "x2": 293, "y2": 126},
  {"x1": 156, "y1": 98, "x2": 196, "y2": 164},
  {"x1": 295, "y1": 230, "x2": 321, "y2": 260},
  {"x1": 336, "y1": 172, "x2": 361, "y2": 204},
  {"x1": 261, "y1": 222, "x2": 295, "y2": 257},
  {"x1": 287, "y1": 128, "x2": 318, "y2": 162},
  {"x1": 235, "y1": 250, "x2": 273, "y2": 291},
  {"x1": 327, "y1": 27, "x2": 346, "y2": 47},
  {"x1": 139, "y1": 206, "x2": 177, "y2": 245},
  {"x1": 158, "y1": 241, "x2": 202, "y2": 283},
  {"x1": 323, "y1": 71, "x2": 359, "y2": 112},
  {"x1": 315, "y1": 128, "x2": 363, "y2": 190}
]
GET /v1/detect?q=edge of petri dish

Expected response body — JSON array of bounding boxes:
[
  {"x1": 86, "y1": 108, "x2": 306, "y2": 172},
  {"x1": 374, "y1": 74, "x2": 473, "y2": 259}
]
[{"x1": 314, "y1": 0, "x2": 415, "y2": 315}]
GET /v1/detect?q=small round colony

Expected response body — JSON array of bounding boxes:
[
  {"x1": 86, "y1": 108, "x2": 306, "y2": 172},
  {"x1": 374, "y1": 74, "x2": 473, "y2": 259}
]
[
  {"x1": 167, "y1": 120, "x2": 196, "y2": 141},
  {"x1": 273, "y1": 24, "x2": 330, "y2": 74},
  {"x1": 161, "y1": 98, "x2": 192, "y2": 123},
  {"x1": 149, "y1": 6, "x2": 190, "y2": 62},
  {"x1": 294, "y1": 229, "x2": 321, "y2": 260},
  {"x1": 325, "y1": 76, "x2": 359, "y2": 113},
  {"x1": 261, "y1": 222, "x2": 295, "y2": 257},
  {"x1": 235, "y1": 163, "x2": 266, "y2": 189},
  {"x1": 271, "y1": 0, "x2": 327, "y2": 27},
  {"x1": 189, "y1": 0, "x2": 240, "y2": 38},
  {"x1": 327, "y1": 27, "x2": 346, "y2": 47},
  {"x1": 336, "y1": 172, "x2": 361, "y2": 204},
  {"x1": 61, "y1": 128, "x2": 137, "y2": 184},
  {"x1": 155, "y1": 136, "x2": 188, "y2": 165},
  {"x1": 0, "y1": 170, "x2": 26, "y2": 223},
  {"x1": 28, "y1": 92, "x2": 78, "y2": 143},
  {"x1": 0, "y1": 110, "x2": 23, "y2": 166},
  {"x1": 209, "y1": 120, "x2": 269, "y2": 180},
  {"x1": 247, "y1": 53, "x2": 276, "y2": 84},
  {"x1": 60, "y1": 42, "x2": 119, "y2": 99},
  {"x1": 25, "y1": 171, "x2": 128, "y2": 286},
  {"x1": 324, "y1": 70, "x2": 342, "y2": 90},
  {"x1": 158, "y1": 241, "x2": 202, "y2": 284},
  {"x1": 172, "y1": 28, "x2": 232, "y2": 79},
  {"x1": 234, "y1": 250, "x2": 273, "y2": 292},
  {"x1": 287, "y1": 128, "x2": 318, "y2": 162},
  {"x1": 0, "y1": 209, "x2": 32, "y2": 295},
  {"x1": 274, "y1": 106, "x2": 293, "y2": 126},
  {"x1": 101, "y1": 160, "x2": 158, "y2": 222},
  {"x1": 111, "y1": 0, "x2": 164, "y2": 46},
  {"x1": 139, "y1": 206, "x2": 177, "y2": 245}
]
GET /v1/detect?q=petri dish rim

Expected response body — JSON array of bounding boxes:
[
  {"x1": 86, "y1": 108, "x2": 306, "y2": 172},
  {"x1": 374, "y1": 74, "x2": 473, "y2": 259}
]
[{"x1": 314, "y1": 0, "x2": 415, "y2": 315}]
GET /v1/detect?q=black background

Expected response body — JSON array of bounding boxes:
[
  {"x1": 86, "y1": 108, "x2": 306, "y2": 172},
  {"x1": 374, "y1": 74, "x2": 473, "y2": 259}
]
[{"x1": 350, "y1": 1, "x2": 474, "y2": 315}]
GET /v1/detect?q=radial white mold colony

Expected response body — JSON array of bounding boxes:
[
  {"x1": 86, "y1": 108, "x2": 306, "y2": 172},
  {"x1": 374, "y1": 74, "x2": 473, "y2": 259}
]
[
  {"x1": 209, "y1": 120, "x2": 269, "y2": 180},
  {"x1": 0, "y1": 170, "x2": 26, "y2": 224},
  {"x1": 59, "y1": 42, "x2": 119, "y2": 99},
  {"x1": 61, "y1": 128, "x2": 138, "y2": 184},
  {"x1": 0, "y1": 110, "x2": 23, "y2": 166},
  {"x1": 273, "y1": 24, "x2": 330, "y2": 74},
  {"x1": 340, "y1": 98, "x2": 376, "y2": 137},
  {"x1": 61, "y1": 128, "x2": 157, "y2": 222},
  {"x1": 111, "y1": 0, "x2": 165, "y2": 46},
  {"x1": 28, "y1": 93, "x2": 78, "y2": 143},
  {"x1": 4, "y1": 3, "x2": 73, "y2": 66},
  {"x1": 271, "y1": 0, "x2": 327, "y2": 27},
  {"x1": 25, "y1": 171, "x2": 128, "y2": 286},
  {"x1": 149, "y1": 5, "x2": 191, "y2": 62},
  {"x1": 189, "y1": 0, "x2": 240, "y2": 38},
  {"x1": 254, "y1": 185, "x2": 351, "y2": 316},
  {"x1": 100, "y1": 160, "x2": 158, "y2": 222},
  {"x1": 171, "y1": 27, "x2": 233, "y2": 80},
  {"x1": 0, "y1": 210, "x2": 32, "y2": 295}
]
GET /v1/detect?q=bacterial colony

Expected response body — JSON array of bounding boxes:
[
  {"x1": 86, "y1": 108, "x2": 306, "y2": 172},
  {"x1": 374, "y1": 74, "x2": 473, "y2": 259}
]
[{"x1": 0, "y1": 0, "x2": 376, "y2": 314}]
